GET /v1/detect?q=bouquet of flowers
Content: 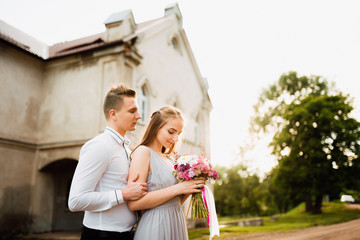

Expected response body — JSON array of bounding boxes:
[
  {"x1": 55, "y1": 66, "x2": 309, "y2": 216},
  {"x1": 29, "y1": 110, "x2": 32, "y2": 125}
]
[{"x1": 173, "y1": 154, "x2": 219, "y2": 220}]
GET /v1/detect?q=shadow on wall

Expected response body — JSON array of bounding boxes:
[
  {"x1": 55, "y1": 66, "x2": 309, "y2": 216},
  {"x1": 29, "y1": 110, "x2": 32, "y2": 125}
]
[{"x1": 0, "y1": 185, "x2": 32, "y2": 239}]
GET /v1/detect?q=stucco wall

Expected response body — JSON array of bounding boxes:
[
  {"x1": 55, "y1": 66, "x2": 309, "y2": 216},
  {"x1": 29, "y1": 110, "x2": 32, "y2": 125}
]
[
  {"x1": 39, "y1": 55, "x2": 103, "y2": 143},
  {"x1": 0, "y1": 41, "x2": 44, "y2": 143},
  {"x1": 0, "y1": 42, "x2": 43, "y2": 234},
  {"x1": 37, "y1": 50, "x2": 135, "y2": 143},
  {"x1": 0, "y1": 144, "x2": 35, "y2": 233}
]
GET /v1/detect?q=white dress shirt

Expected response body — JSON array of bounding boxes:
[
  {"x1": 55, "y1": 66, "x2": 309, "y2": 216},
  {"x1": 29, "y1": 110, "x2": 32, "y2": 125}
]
[{"x1": 68, "y1": 126, "x2": 136, "y2": 232}]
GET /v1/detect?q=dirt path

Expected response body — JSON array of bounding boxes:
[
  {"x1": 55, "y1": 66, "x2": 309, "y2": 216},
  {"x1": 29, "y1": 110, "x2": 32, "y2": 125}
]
[
  {"x1": 19, "y1": 205, "x2": 360, "y2": 240},
  {"x1": 224, "y1": 204, "x2": 360, "y2": 240}
]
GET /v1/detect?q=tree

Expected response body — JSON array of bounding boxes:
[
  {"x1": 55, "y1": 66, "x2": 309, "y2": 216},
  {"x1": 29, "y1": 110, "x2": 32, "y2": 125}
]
[
  {"x1": 261, "y1": 167, "x2": 299, "y2": 214},
  {"x1": 214, "y1": 164, "x2": 264, "y2": 216},
  {"x1": 251, "y1": 72, "x2": 360, "y2": 213},
  {"x1": 251, "y1": 71, "x2": 329, "y2": 134}
]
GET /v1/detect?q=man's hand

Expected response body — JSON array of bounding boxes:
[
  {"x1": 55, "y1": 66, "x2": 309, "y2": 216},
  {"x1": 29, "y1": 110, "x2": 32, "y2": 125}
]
[{"x1": 122, "y1": 173, "x2": 147, "y2": 201}]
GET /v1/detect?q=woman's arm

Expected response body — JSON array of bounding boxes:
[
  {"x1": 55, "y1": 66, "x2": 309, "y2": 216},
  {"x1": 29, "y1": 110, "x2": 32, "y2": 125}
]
[{"x1": 127, "y1": 147, "x2": 205, "y2": 211}]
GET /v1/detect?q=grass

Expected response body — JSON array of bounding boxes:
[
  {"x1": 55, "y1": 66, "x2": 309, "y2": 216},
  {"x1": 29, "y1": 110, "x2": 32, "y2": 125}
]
[{"x1": 188, "y1": 202, "x2": 360, "y2": 240}]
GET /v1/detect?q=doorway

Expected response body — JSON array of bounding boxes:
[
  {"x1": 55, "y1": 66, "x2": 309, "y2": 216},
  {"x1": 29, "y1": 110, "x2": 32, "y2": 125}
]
[{"x1": 41, "y1": 159, "x2": 83, "y2": 231}]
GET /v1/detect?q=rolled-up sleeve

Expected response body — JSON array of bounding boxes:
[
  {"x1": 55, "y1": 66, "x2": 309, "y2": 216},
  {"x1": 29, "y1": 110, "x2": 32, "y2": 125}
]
[{"x1": 68, "y1": 140, "x2": 124, "y2": 212}]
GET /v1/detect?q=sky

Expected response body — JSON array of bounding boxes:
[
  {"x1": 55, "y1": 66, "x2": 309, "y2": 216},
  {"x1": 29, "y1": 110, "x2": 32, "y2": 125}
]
[{"x1": 1, "y1": 0, "x2": 360, "y2": 177}]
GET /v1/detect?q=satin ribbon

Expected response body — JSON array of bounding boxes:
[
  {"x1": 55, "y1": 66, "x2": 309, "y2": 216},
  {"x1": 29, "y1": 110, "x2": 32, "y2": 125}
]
[
  {"x1": 203, "y1": 185, "x2": 220, "y2": 240},
  {"x1": 202, "y1": 187, "x2": 210, "y2": 226}
]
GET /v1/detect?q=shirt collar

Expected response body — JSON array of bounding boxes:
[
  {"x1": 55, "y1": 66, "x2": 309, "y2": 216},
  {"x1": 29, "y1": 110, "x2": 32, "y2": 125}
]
[{"x1": 105, "y1": 126, "x2": 131, "y2": 145}]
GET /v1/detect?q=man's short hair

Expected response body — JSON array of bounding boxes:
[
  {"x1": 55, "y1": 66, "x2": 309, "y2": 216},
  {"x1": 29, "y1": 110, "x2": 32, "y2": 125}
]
[{"x1": 103, "y1": 84, "x2": 136, "y2": 119}]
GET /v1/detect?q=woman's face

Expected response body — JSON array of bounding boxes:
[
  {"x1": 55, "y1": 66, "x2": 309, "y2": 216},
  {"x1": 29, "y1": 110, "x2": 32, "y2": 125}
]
[{"x1": 156, "y1": 117, "x2": 183, "y2": 149}]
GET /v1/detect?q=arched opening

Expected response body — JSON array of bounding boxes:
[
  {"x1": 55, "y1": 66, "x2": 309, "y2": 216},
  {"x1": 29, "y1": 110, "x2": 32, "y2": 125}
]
[
  {"x1": 168, "y1": 33, "x2": 183, "y2": 55},
  {"x1": 171, "y1": 36, "x2": 179, "y2": 50},
  {"x1": 40, "y1": 159, "x2": 83, "y2": 231}
]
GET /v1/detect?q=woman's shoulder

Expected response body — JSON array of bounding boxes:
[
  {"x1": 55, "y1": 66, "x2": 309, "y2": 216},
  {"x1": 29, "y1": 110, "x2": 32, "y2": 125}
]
[
  {"x1": 132, "y1": 145, "x2": 151, "y2": 160},
  {"x1": 135, "y1": 145, "x2": 151, "y2": 152}
]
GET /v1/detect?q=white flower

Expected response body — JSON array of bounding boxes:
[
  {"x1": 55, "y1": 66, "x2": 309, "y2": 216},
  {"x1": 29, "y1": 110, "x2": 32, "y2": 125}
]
[
  {"x1": 177, "y1": 156, "x2": 190, "y2": 165},
  {"x1": 188, "y1": 155, "x2": 199, "y2": 167}
]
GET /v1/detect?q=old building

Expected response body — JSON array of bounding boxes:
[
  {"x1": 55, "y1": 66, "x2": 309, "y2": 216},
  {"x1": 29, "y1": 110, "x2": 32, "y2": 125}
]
[{"x1": 0, "y1": 3, "x2": 212, "y2": 234}]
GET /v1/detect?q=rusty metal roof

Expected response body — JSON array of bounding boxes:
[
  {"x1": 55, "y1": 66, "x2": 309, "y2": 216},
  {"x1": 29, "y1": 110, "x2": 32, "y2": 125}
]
[
  {"x1": 49, "y1": 32, "x2": 105, "y2": 58},
  {"x1": 0, "y1": 17, "x2": 162, "y2": 60}
]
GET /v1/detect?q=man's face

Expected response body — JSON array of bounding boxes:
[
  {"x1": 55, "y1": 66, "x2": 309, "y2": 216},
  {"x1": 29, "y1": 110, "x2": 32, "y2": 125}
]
[{"x1": 115, "y1": 97, "x2": 141, "y2": 135}]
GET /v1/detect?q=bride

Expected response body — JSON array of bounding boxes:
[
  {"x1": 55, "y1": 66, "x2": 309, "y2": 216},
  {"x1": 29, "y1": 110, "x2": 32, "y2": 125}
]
[{"x1": 128, "y1": 106, "x2": 205, "y2": 240}]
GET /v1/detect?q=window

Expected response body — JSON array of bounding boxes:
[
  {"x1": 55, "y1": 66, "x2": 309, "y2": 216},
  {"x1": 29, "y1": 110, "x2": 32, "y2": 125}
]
[
  {"x1": 171, "y1": 37, "x2": 179, "y2": 50},
  {"x1": 194, "y1": 113, "x2": 201, "y2": 145},
  {"x1": 168, "y1": 34, "x2": 182, "y2": 55},
  {"x1": 138, "y1": 85, "x2": 148, "y2": 124},
  {"x1": 194, "y1": 120, "x2": 200, "y2": 145}
]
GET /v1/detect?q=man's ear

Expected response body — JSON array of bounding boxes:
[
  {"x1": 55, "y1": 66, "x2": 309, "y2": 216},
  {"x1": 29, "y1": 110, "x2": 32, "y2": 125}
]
[{"x1": 109, "y1": 109, "x2": 117, "y2": 120}]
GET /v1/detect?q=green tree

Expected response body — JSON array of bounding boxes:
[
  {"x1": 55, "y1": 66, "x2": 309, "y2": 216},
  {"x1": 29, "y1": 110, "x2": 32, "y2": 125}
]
[
  {"x1": 261, "y1": 168, "x2": 295, "y2": 214},
  {"x1": 214, "y1": 165, "x2": 264, "y2": 216},
  {"x1": 251, "y1": 71, "x2": 328, "y2": 134},
  {"x1": 273, "y1": 94, "x2": 360, "y2": 213},
  {"x1": 251, "y1": 72, "x2": 360, "y2": 213}
]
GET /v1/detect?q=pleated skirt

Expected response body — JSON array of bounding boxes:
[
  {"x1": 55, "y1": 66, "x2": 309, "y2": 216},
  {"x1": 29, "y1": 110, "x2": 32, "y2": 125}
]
[{"x1": 134, "y1": 201, "x2": 188, "y2": 240}]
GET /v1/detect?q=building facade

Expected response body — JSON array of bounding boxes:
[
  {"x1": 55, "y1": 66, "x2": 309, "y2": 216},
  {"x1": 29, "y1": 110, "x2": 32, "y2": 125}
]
[{"x1": 0, "y1": 4, "x2": 212, "y2": 234}]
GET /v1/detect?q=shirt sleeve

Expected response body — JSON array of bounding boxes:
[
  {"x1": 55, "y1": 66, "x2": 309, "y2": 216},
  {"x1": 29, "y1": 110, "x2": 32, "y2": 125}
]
[{"x1": 68, "y1": 139, "x2": 125, "y2": 212}]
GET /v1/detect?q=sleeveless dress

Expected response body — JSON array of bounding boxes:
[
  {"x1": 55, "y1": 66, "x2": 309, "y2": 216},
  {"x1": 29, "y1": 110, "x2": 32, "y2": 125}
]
[{"x1": 134, "y1": 146, "x2": 188, "y2": 240}]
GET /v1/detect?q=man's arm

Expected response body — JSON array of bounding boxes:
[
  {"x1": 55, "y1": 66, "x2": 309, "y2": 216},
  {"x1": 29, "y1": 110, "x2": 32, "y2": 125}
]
[
  {"x1": 68, "y1": 140, "x2": 146, "y2": 212},
  {"x1": 68, "y1": 140, "x2": 118, "y2": 212}
]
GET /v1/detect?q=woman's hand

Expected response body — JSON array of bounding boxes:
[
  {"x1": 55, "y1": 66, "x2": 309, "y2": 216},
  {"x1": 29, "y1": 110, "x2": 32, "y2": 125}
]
[{"x1": 176, "y1": 179, "x2": 205, "y2": 195}]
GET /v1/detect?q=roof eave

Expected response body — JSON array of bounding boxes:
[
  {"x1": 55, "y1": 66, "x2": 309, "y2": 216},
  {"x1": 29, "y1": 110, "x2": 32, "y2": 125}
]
[{"x1": 0, "y1": 36, "x2": 45, "y2": 61}]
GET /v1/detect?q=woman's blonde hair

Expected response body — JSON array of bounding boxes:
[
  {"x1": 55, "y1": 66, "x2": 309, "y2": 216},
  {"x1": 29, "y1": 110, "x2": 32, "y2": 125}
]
[{"x1": 133, "y1": 105, "x2": 183, "y2": 157}]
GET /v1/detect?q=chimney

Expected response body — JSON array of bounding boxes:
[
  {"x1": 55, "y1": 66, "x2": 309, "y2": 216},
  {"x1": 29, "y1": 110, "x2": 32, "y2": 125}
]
[{"x1": 104, "y1": 9, "x2": 136, "y2": 42}]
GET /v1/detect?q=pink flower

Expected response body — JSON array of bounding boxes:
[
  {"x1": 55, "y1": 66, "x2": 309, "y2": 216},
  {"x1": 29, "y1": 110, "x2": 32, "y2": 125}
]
[{"x1": 173, "y1": 154, "x2": 218, "y2": 182}]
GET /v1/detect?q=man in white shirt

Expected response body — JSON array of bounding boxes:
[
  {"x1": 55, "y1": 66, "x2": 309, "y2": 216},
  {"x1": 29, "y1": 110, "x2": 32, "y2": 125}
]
[{"x1": 68, "y1": 84, "x2": 147, "y2": 240}]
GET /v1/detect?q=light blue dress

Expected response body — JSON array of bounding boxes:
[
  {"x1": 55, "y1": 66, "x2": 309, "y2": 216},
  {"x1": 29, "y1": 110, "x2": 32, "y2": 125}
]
[{"x1": 134, "y1": 146, "x2": 188, "y2": 240}]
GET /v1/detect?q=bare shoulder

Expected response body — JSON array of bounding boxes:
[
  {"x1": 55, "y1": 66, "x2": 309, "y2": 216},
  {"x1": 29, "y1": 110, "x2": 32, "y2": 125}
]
[
  {"x1": 130, "y1": 146, "x2": 151, "y2": 179},
  {"x1": 131, "y1": 145, "x2": 150, "y2": 163}
]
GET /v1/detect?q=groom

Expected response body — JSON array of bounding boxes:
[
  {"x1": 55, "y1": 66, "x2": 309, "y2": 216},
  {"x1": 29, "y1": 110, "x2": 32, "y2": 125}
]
[{"x1": 68, "y1": 84, "x2": 147, "y2": 240}]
